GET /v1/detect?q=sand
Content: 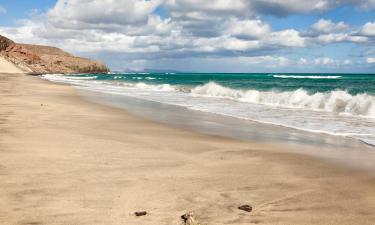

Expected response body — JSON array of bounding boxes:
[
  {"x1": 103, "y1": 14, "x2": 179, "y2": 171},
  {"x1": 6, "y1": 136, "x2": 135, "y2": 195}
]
[
  {"x1": 0, "y1": 57, "x2": 24, "y2": 73},
  {"x1": 1, "y1": 72, "x2": 375, "y2": 225}
]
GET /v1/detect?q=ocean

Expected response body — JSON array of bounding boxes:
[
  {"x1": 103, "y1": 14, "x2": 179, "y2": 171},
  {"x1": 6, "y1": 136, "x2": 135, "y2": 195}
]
[{"x1": 43, "y1": 73, "x2": 375, "y2": 146}]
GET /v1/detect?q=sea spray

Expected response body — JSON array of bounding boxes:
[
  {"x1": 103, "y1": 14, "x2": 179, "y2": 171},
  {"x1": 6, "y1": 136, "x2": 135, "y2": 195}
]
[{"x1": 191, "y1": 82, "x2": 375, "y2": 118}]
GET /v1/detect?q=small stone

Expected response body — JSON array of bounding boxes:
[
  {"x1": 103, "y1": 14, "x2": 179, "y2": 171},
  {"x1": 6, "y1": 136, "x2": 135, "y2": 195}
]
[
  {"x1": 238, "y1": 204, "x2": 252, "y2": 212},
  {"x1": 181, "y1": 212, "x2": 201, "y2": 225},
  {"x1": 134, "y1": 211, "x2": 147, "y2": 217},
  {"x1": 181, "y1": 213, "x2": 192, "y2": 223}
]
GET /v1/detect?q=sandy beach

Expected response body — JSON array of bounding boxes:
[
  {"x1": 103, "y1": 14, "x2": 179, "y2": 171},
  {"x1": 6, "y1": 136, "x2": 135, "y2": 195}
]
[
  {"x1": 1, "y1": 72, "x2": 375, "y2": 225},
  {"x1": 0, "y1": 57, "x2": 24, "y2": 74}
]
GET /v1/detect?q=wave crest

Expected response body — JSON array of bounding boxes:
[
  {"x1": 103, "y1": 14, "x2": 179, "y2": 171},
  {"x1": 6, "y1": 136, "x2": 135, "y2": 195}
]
[
  {"x1": 122, "y1": 82, "x2": 175, "y2": 91},
  {"x1": 273, "y1": 75, "x2": 342, "y2": 79},
  {"x1": 191, "y1": 82, "x2": 375, "y2": 117}
]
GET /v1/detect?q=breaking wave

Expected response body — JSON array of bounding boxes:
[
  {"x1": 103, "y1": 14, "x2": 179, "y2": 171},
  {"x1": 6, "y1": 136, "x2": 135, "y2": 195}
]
[
  {"x1": 273, "y1": 75, "x2": 342, "y2": 79},
  {"x1": 122, "y1": 82, "x2": 175, "y2": 91},
  {"x1": 41, "y1": 74, "x2": 375, "y2": 118},
  {"x1": 191, "y1": 82, "x2": 375, "y2": 118}
]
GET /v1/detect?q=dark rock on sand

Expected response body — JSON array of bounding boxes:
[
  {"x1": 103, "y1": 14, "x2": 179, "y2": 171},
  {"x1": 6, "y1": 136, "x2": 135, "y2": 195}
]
[
  {"x1": 181, "y1": 212, "x2": 201, "y2": 225},
  {"x1": 238, "y1": 204, "x2": 252, "y2": 212},
  {"x1": 134, "y1": 211, "x2": 147, "y2": 217}
]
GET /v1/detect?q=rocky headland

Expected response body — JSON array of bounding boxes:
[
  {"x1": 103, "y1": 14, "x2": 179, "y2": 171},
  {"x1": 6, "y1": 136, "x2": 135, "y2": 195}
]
[{"x1": 0, "y1": 35, "x2": 109, "y2": 74}]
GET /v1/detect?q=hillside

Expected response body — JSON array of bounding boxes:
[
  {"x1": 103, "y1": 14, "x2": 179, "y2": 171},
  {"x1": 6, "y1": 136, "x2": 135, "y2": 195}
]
[{"x1": 0, "y1": 35, "x2": 109, "y2": 74}]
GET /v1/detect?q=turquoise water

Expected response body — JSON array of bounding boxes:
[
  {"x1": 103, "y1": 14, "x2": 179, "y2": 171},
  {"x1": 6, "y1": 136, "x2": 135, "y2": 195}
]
[
  {"x1": 84, "y1": 73, "x2": 375, "y2": 95},
  {"x1": 43, "y1": 73, "x2": 375, "y2": 146}
]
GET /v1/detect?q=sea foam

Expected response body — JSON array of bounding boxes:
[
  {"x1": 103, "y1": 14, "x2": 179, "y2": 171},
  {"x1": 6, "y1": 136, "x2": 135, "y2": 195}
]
[
  {"x1": 41, "y1": 74, "x2": 375, "y2": 147},
  {"x1": 273, "y1": 75, "x2": 342, "y2": 79},
  {"x1": 191, "y1": 82, "x2": 375, "y2": 118}
]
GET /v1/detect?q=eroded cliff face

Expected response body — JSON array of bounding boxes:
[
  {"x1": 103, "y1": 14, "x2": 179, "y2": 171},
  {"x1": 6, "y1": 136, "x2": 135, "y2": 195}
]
[{"x1": 0, "y1": 35, "x2": 109, "y2": 74}]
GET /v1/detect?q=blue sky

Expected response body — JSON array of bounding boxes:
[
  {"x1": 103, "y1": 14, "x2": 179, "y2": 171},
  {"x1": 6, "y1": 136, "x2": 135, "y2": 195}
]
[
  {"x1": 0, "y1": 1, "x2": 56, "y2": 26},
  {"x1": 0, "y1": 0, "x2": 375, "y2": 73}
]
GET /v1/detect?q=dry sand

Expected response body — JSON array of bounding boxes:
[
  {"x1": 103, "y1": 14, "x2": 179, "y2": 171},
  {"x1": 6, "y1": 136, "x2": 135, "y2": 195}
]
[
  {"x1": 1, "y1": 72, "x2": 375, "y2": 225},
  {"x1": 0, "y1": 57, "x2": 24, "y2": 73}
]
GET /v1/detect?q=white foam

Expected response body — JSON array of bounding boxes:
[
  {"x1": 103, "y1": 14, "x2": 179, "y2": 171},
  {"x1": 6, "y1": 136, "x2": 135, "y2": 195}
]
[
  {"x1": 41, "y1": 75, "x2": 375, "y2": 146},
  {"x1": 42, "y1": 74, "x2": 97, "y2": 81},
  {"x1": 122, "y1": 82, "x2": 175, "y2": 91},
  {"x1": 361, "y1": 139, "x2": 375, "y2": 146},
  {"x1": 191, "y1": 82, "x2": 375, "y2": 118},
  {"x1": 273, "y1": 75, "x2": 342, "y2": 79}
]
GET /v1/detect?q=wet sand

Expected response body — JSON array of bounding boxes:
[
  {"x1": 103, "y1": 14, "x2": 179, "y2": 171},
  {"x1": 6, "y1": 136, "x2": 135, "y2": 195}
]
[{"x1": 1, "y1": 73, "x2": 375, "y2": 225}]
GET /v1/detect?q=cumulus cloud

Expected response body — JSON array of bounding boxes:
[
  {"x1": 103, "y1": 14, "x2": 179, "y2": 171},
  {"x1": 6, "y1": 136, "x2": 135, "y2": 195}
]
[
  {"x1": 1, "y1": 0, "x2": 309, "y2": 58},
  {"x1": 48, "y1": 0, "x2": 162, "y2": 27},
  {"x1": 307, "y1": 18, "x2": 370, "y2": 45},
  {"x1": 248, "y1": 55, "x2": 290, "y2": 67},
  {"x1": 164, "y1": 0, "x2": 375, "y2": 18},
  {"x1": 224, "y1": 18, "x2": 271, "y2": 39},
  {"x1": 0, "y1": 0, "x2": 374, "y2": 71},
  {"x1": 312, "y1": 19, "x2": 348, "y2": 33},
  {"x1": 229, "y1": 55, "x2": 290, "y2": 67},
  {"x1": 266, "y1": 29, "x2": 305, "y2": 47},
  {"x1": 367, "y1": 57, "x2": 375, "y2": 63},
  {"x1": 314, "y1": 57, "x2": 353, "y2": 66},
  {"x1": 250, "y1": 0, "x2": 338, "y2": 16},
  {"x1": 314, "y1": 57, "x2": 335, "y2": 65},
  {"x1": 317, "y1": 33, "x2": 368, "y2": 44},
  {"x1": 361, "y1": 22, "x2": 375, "y2": 36}
]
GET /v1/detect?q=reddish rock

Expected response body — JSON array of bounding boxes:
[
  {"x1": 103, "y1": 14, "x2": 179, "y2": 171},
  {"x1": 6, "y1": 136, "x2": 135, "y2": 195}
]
[{"x1": 0, "y1": 35, "x2": 109, "y2": 74}]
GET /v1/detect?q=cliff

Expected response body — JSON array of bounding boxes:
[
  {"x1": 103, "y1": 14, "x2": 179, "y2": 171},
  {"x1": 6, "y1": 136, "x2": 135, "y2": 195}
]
[{"x1": 0, "y1": 35, "x2": 109, "y2": 74}]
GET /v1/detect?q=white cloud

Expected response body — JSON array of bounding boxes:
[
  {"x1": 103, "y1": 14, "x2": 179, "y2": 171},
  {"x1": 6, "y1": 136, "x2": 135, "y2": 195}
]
[
  {"x1": 298, "y1": 58, "x2": 308, "y2": 65},
  {"x1": 361, "y1": 22, "x2": 375, "y2": 36},
  {"x1": 314, "y1": 57, "x2": 353, "y2": 66},
  {"x1": 0, "y1": 0, "x2": 374, "y2": 71},
  {"x1": 317, "y1": 33, "x2": 368, "y2": 44},
  {"x1": 312, "y1": 19, "x2": 348, "y2": 33},
  {"x1": 367, "y1": 57, "x2": 375, "y2": 63},
  {"x1": 266, "y1": 29, "x2": 305, "y2": 47},
  {"x1": 343, "y1": 59, "x2": 352, "y2": 65},
  {"x1": 315, "y1": 57, "x2": 335, "y2": 65},
  {"x1": 308, "y1": 18, "x2": 374, "y2": 46},
  {"x1": 165, "y1": 0, "x2": 250, "y2": 15},
  {"x1": 308, "y1": 19, "x2": 370, "y2": 45},
  {"x1": 221, "y1": 38, "x2": 261, "y2": 51},
  {"x1": 241, "y1": 55, "x2": 290, "y2": 67},
  {"x1": 224, "y1": 18, "x2": 271, "y2": 39},
  {"x1": 0, "y1": 0, "x2": 310, "y2": 58},
  {"x1": 48, "y1": 0, "x2": 163, "y2": 27}
]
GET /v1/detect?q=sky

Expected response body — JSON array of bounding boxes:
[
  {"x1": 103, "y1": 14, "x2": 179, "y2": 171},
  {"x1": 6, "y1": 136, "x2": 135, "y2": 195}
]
[{"x1": 0, "y1": 0, "x2": 375, "y2": 73}]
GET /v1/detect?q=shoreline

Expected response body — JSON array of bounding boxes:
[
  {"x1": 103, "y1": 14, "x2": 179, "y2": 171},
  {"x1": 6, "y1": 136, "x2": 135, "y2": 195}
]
[
  {"x1": 82, "y1": 89, "x2": 375, "y2": 172},
  {"x1": 1, "y1": 73, "x2": 375, "y2": 224},
  {"x1": 42, "y1": 72, "x2": 375, "y2": 150}
]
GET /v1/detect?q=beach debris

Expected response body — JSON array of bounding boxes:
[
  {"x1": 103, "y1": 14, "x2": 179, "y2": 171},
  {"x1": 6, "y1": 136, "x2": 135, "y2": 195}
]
[
  {"x1": 238, "y1": 204, "x2": 252, "y2": 212},
  {"x1": 134, "y1": 211, "x2": 147, "y2": 217},
  {"x1": 181, "y1": 212, "x2": 202, "y2": 225}
]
